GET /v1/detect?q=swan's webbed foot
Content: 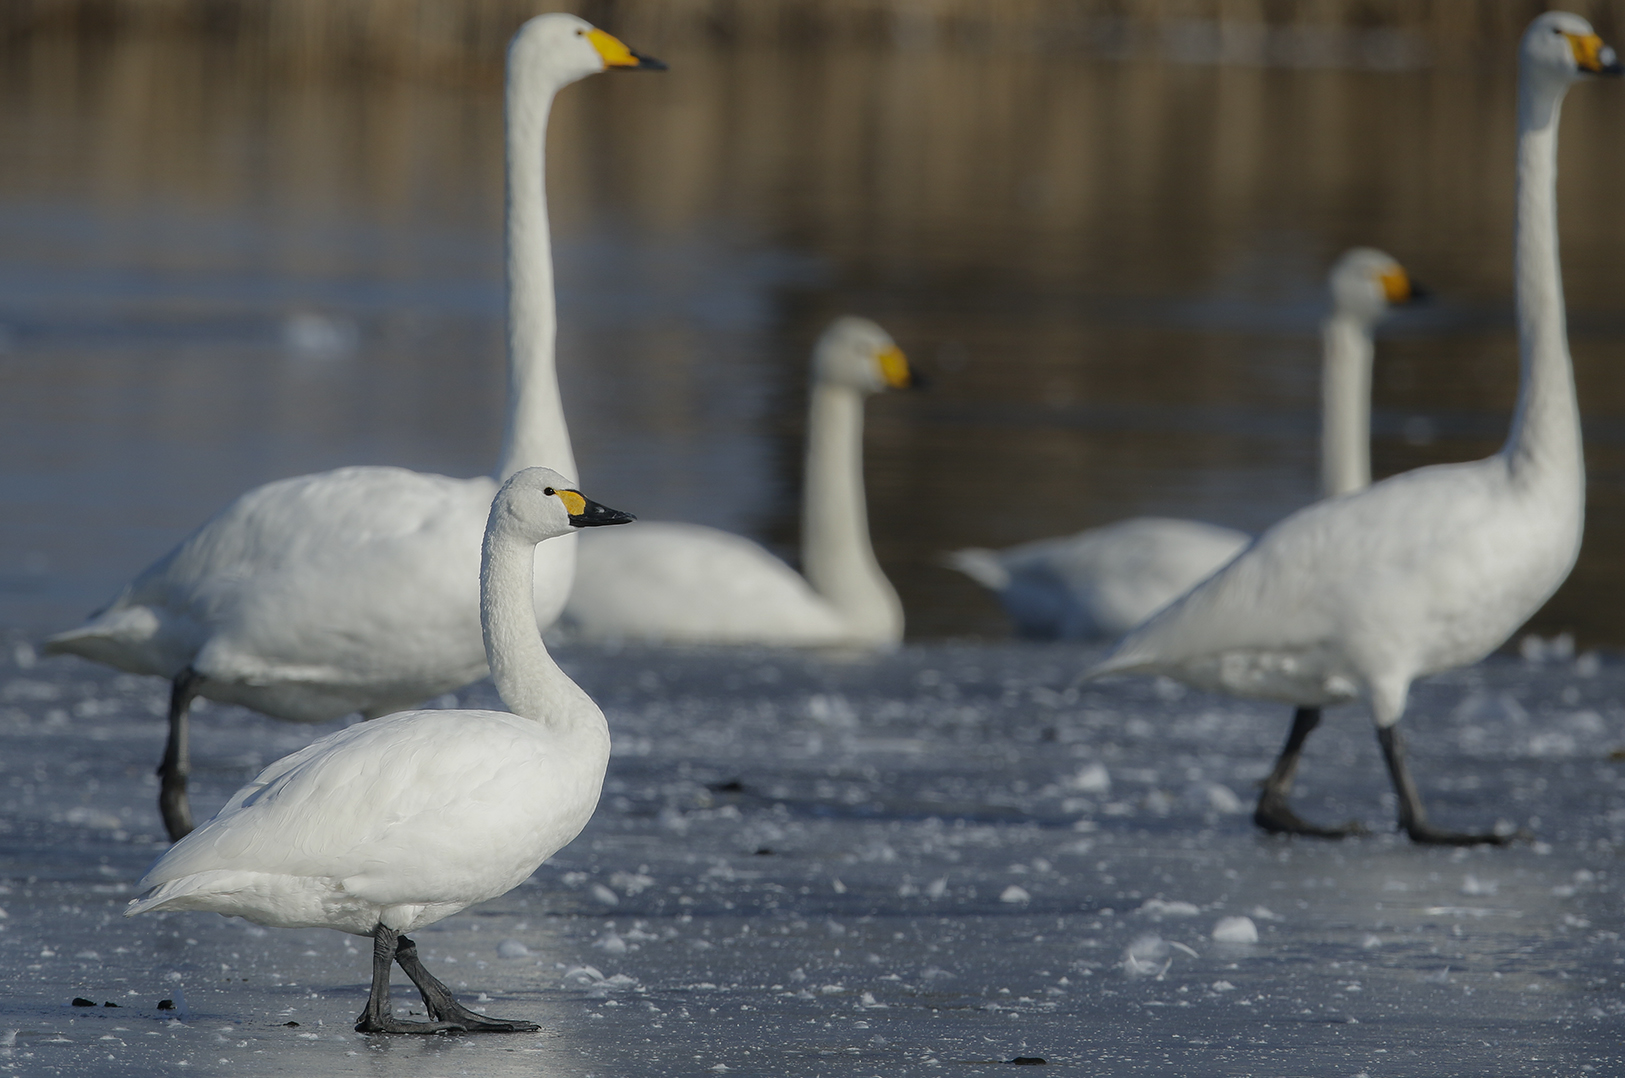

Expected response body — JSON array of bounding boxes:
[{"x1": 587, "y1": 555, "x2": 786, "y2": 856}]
[
  {"x1": 1402, "y1": 821, "x2": 1529, "y2": 847},
  {"x1": 356, "y1": 924, "x2": 468, "y2": 1035},
  {"x1": 394, "y1": 934, "x2": 539, "y2": 1034},
  {"x1": 1254, "y1": 793, "x2": 1367, "y2": 839},
  {"x1": 353, "y1": 1014, "x2": 465, "y2": 1035},
  {"x1": 1378, "y1": 725, "x2": 1527, "y2": 848}
]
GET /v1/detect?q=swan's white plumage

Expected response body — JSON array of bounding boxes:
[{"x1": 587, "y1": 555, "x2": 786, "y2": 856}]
[
  {"x1": 126, "y1": 466, "x2": 616, "y2": 939},
  {"x1": 44, "y1": 14, "x2": 631, "y2": 726},
  {"x1": 562, "y1": 317, "x2": 908, "y2": 648},
  {"x1": 1091, "y1": 12, "x2": 1607, "y2": 733},
  {"x1": 948, "y1": 249, "x2": 1415, "y2": 640}
]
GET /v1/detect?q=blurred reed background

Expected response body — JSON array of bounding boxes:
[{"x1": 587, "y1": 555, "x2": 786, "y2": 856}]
[{"x1": 3, "y1": 1, "x2": 1625, "y2": 642}]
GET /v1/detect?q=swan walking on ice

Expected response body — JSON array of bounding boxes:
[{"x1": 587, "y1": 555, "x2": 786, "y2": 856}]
[
  {"x1": 125, "y1": 468, "x2": 634, "y2": 1034},
  {"x1": 562, "y1": 317, "x2": 916, "y2": 648},
  {"x1": 1088, "y1": 13, "x2": 1619, "y2": 845},
  {"x1": 43, "y1": 15, "x2": 663, "y2": 840},
  {"x1": 948, "y1": 249, "x2": 1422, "y2": 639}
]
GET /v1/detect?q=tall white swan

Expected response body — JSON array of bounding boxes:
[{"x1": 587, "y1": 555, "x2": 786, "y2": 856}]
[
  {"x1": 562, "y1": 317, "x2": 913, "y2": 647},
  {"x1": 947, "y1": 249, "x2": 1422, "y2": 639},
  {"x1": 1088, "y1": 12, "x2": 1618, "y2": 845},
  {"x1": 126, "y1": 468, "x2": 634, "y2": 1034},
  {"x1": 43, "y1": 15, "x2": 664, "y2": 841}
]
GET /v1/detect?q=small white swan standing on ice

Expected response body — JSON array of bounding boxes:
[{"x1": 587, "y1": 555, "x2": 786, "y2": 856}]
[
  {"x1": 1088, "y1": 13, "x2": 1619, "y2": 845},
  {"x1": 562, "y1": 317, "x2": 916, "y2": 647},
  {"x1": 947, "y1": 249, "x2": 1422, "y2": 639},
  {"x1": 125, "y1": 468, "x2": 634, "y2": 1034},
  {"x1": 43, "y1": 16, "x2": 664, "y2": 841}
]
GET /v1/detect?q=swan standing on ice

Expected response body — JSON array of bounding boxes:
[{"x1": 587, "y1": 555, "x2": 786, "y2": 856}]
[
  {"x1": 1089, "y1": 13, "x2": 1618, "y2": 844},
  {"x1": 947, "y1": 249, "x2": 1423, "y2": 639},
  {"x1": 125, "y1": 468, "x2": 634, "y2": 1034},
  {"x1": 562, "y1": 317, "x2": 914, "y2": 647},
  {"x1": 43, "y1": 16, "x2": 663, "y2": 841}
]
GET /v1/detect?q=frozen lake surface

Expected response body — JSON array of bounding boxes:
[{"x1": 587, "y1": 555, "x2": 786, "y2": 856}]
[{"x1": 0, "y1": 637, "x2": 1621, "y2": 1076}]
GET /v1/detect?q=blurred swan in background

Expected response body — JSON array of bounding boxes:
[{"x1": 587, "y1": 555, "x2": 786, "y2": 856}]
[
  {"x1": 43, "y1": 15, "x2": 664, "y2": 841},
  {"x1": 562, "y1": 317, "x2": 913, "y2": 648},
  {"x1": 1088, "y1": 12, "x2": 1616, "y2": 845},
  {"x1": 948, "y1": 248, "x2": 1422, "y2": 639},
  {"x1": 126, "y1": 468, "x2": 634, "y2": 1034}
]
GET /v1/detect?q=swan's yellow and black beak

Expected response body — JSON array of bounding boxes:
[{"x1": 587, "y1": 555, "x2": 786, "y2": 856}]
[
  {"x1": 555, "y1": 488, "x2": 637, "y2": 528},
  {"x1": 879, "y1": 344, "x2": 926, "y2": 390},
  {"x1": 1379, "y1": 267, "x2": 1427, "y2": 305},
  {"x1": 587, "y1": 28, "x2": 667, "y2": 71},
  {"x1": 1567, "y1": 32, "x2": 1623, "y2": 76}
]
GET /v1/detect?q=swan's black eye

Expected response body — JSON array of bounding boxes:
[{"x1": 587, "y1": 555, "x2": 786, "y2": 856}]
[{"x1": 544, "y1": 487, "x2": 556, "y2": 496}]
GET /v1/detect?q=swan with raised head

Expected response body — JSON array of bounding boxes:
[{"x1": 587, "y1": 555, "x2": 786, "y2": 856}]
[
  {"x1": 948, "y1": 249, "x2": 1422, "y2": 639},
  {"x1": 42, "y1": 15, "x2": 664, "y2": 841},
  {"x1": 1088, "y1": 13, "x2": 1618, "y2": 844},
  {"x1": 562, "y1": 317, "x2": 913, "y2": 647},
  {"x1": 125, "y1": 468, "x2": 633, "y2": 1034}
]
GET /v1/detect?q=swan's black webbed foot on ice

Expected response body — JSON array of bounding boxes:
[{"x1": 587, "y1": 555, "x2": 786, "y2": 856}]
[{"x1": 394, "y1": 933, "x2": 540, "y2": 1033}]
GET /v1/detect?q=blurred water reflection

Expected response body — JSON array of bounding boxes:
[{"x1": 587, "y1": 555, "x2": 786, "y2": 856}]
[{"x1": 3, "y1": 28, "x2": 1625, "y2": 642}]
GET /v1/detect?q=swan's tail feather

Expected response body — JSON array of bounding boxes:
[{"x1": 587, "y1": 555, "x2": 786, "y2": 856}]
[{"x1": 942, "y1": 548, "x2": 1010, "y2": 591}]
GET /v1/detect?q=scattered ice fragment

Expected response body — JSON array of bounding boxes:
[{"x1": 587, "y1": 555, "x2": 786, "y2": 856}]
[
  {"x1": 1420, "y1": 967, "x2": 1451, "y2": 984},
  {"x1": 999, "y1": 886, "x2": 1031, "y2": 904},
  {"x1": 926, "y1": 878, "x2": 949, "y2": 899},
  {"x1": 831, "y1": 878, "x2": 847, "y2": 895},
  {"x1": 1066, "y1": 763, "x2": 1111, "y2": 795},
  {"x1": 1211, "y1": 916, "x2": 1258, "y2": 943},
  {"x1": 12, "y1": 643, "x2": 35, "y2": 669},
  {"x1": 561, "y1": 872, "x2": 588, "y2": 887},
  {"x1": 1203, "y1": 784, "x2": 1244, "y2": 814},
  {"x1": 593, "y1": 931, "x2": 627, "y2": 955},
  {"x1": 1136, "y1": 899, "x2": 1200, "y2": 918},
  {"x1": 590, "y1": 884, "x2": 619, "y2": 907},
  {"x1": 1452, "y1": 691, "x2": 1528, "y2": 726},
  {"x1": 282, "y1": 311, "x2": 359, "y2": 358},
  {"x1": 610, "y1": 871, "x2": 655, "y2": 896},
  {"x1": 1210, "y1": 980, "x2": 1236, "y2": 992},
  {"x1": 1249, "y1": 906, "x2": 1281, "y2": 921},
  {"x1": 1361, "y1": 935, "x2": 1382, "y2": 949},
  {"x1": 1575, "y1": 651, "x2": 1601, "y2": 677},
  {"x1": 1123, "y1": 935, "x2": 1171, "y2": 977},
  {"x1": 1461, "y1": 875, "x2": 1499, "y2": 897}
]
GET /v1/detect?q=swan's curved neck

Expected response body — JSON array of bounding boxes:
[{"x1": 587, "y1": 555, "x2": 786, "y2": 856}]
[
  {"x1": 801, "y1": 382, "x2": 903, "y2": 644},
  {"x1": 1503, "y1": 71, "x2": 1583, "y2": 487},
  {"x1": 1320, "y1": 313, "x2": 1373, "y2": 498},
  {"x1": 496, "y1": 61, "x2": 576, "y2": 484},
  {"x1": 481, "y1": 521, "x2": 602, "y2": 734}
]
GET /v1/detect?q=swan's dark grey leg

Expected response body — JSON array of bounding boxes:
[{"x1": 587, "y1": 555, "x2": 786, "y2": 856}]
[
  {"x1": 1377, "y1": 726, "x2": 1521, "y2": 846},
  {"x1": 354, "y1": 925, "x2": 465, "y2": 1034},
  {"x1": 1254, "y1": 706, "x2": 1367, "y2": 839},
  {"x1": 157, "y1": 668, "x2": 204, "y2": 841},
  {"x1": 394, "y1": 934, "x2": 539, "y2": 1033}
]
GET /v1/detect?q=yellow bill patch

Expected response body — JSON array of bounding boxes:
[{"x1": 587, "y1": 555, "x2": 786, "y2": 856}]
[
  {"x1": 1568, "y1": 32, "x2": 1609, "y2": 72},
  {"x1": 587, "y1": 28, "x2": 640, "y2": 68},
  {"x1": 1378, "y1": 268, "x2": 1411, "y2": 304},
  {"x1": 557, "y1": 490, "x2": 587, "y2": 516},
  {"x1": 877, "y1": 345, "x2": 911, "y2": 389}
]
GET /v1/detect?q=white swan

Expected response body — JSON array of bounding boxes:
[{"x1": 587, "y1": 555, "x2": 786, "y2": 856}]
[
  {"x1": 947, "y1": 248, "x2": 1422, "y2": 639},
  {"x1": 42, "y1": 15, "x2": 664, "y2": 840},
  {"x1": 562, "y1": 317, "x2": 912, "y2": 647},
  {"x1": 125, "y1": 467, "x2": 633, "y2": 1034},
  {"x1": 1088, "y1": 12, "x2": 1618, "y2": 845}
]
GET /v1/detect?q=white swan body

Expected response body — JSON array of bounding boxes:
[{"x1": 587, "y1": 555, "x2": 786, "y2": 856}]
[
  {"x1": 949, "y1": 249, "x2": 1419, "y2": 639},
  {"x1": 563, "y1": 317, "x2": 912, "y2": 648},
  {"x1": 44, "y1": 15, "x2": 663, "y2": 839},
  {"x1": 1090, "y1": 13, "x2": 1615, "y2": 843},
  {"x1": 127, "y1": 468, "x2": 633, "y2": 1033}
]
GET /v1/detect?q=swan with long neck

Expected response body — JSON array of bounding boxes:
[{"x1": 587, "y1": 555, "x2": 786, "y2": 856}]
[
  {"x1": 1088, "y1": 12, "x2": 1617, "y2": 845},
  {"x1": 947, "y1": 249, "x2": 1421, "y2": 639},
  {"x1": 42, "y1": 15, "x2": 664, "y2": 841},
  {"x1": 125, "y1": 468, "x2": 634, "y2": 1034},
  {"x1": 562, "y1": 317, "x2": 912, "y2": 647}
]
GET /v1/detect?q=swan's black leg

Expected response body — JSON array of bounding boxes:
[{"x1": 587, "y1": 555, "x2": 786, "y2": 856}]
[
  {"x1": 158, "y1": 668, "x2": 204, "y2": 841},
  {"x1": 394, "y1": 934, "x2": 539, "y2": 1033},
  {"x1": 1253, "y1": 706, "x2": 1366, "y2": 839},
  {"x1": 1377, "y1": 726, "x2": 1522, "y2": 846},
  {"x1": 354, "y1": 925, "x2": 465, "y2": 1034}
]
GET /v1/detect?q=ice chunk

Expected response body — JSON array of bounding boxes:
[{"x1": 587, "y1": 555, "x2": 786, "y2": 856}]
[
  {"x1": 1123, "y1": 935, "x2": 1170, "y2": 977},
  {"x1": 590, "y1": 884, "x2": 619, "y2": 906},
  {"x1": 1211, "y1": 916, "x2": 1258, "y2": 943},
  {"x1": 999, "y1": 886, "x2": 1031, "y2": 904},
  {"x1": 497, "y1": 939, "x2": 531, "y2": 959},
  {"x1": 1453, "y1": 690, "x2": 1528, "y2": 726},
  {"x1": 1460, "y1": 875, "x2": 1498, "y2": 897},
  {"x1": 925, "y1": 878, "x2": 949, "y2": 899},
  {"x1": 1203, "y1": 784, "x2": 1245, "y2": 814},
  {"x1": 1136, "y1": 898, "x2": 1200, "y2": 918},
  {"x1": 1066, "y1": 763, "x2": 1111, "y2": 795}
]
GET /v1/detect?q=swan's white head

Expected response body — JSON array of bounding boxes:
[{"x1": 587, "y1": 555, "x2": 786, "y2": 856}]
[
  {"x1": 1520, "y1": 12, "x2": 1621, "y2": 85},
  {"x1": 490, "y1": 466, "x2": 636, "y2": 546},
  {"x1": 509, "y1": 13, "x2": 666, "y2": 92},
  {"x1": 1328, "y1": 248, "x2": 1422, "y2": 324},
  {"x1": 812, "y1": 317, "x2": 915, "y2": 394}
]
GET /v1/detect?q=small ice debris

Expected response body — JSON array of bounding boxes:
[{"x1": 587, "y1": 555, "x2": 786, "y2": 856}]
[
  {"x1": 897, "y1": 878, "x2": 919, "y2": 898},
  {"x1": 806, "y1": 693, "x2": 857, "y2": 728},
  {"x1": 1420, "y1": 967, "x2": 1451, "y2": 985},
  {"x1": 1361, "y1": 935, "x2": 1382, "y2": 949},
  {"x1": 609, "y1": 871, "x2": 655, "y2": 896},
  {"x1": 282, "y1": 311, "x2": 359, "y2": 358},
  {"x1": 1210, "y1": 980, "x2": 1236, "y2": 992},
  {"x1": 1453, "y1": 690, "x2": 1527, "y2": 726},
  {"x1": 711, "y1": 1065, "x2": 729, "y2": 1072},
  {"x1": 1168, "y1": 941, "x2": 1200, "y2": 958},
  {"x1": 1211, "y1": 916, "x2": 1258, "y2": 944},
  {"x1": 497, "y1": 939, "x2": 531, "y2": 959},
  {"x1": 1152, "y1": 676, "x2": 1185, "y2": 701},
  {"x1": 1136, "y1": 899, "x2": 1200, "y2": 919},
  {"x1": 926, "y1": 878, "x2": 949, "y2": 899},
  {"x1": 1460, "y1": 875, "x2": 1499, "y2": 897},
  {"x1": 1123, "y1": 935, "x2": 1171, "y2": 978},
  {"x1": 1519, "y1": 632, "x2": 1575, "y2": 664},
  {"x1": 12, "y1": 643, "x2": 36, "y2": 669},
  {"x1": 819, "y1": 984, "x2": 844, "y2": 995},
  {"x1": 999, "y1": 886, "x2": 1031, "y2": 904},
  {"x1": 1066, "y1": 763, "x2": 1111, "y2": 795},
  {"x1": 593, "y1": 932, "x2": 628, "y2": 955},
  {"x1": 831, "y1": 878, "x2": 847, "y2": 894},
  {"x1": 590, "y1": 884, "x2": 619, "y2": 907},
  {"x1": 1575, "y1": 651, "x2": 1601, "y2": 677},
  {"x1": 1203, "y1": 784, "x2": 1245, "y2": 814}
]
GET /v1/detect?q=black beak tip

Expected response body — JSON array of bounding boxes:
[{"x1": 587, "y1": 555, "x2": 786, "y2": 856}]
[
  {"x1": 1406, "y1": 282, "x2": 1431, "y2": 302},
  {"x1": 570, "y1": 501, "x2": 637, "y2": 528},
  {"x1": 633, "y1": 52, "x2": 667, "y2": 71},
  {"x1": 906, "y1": 370, "x2": 932, "y2": 391}
]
